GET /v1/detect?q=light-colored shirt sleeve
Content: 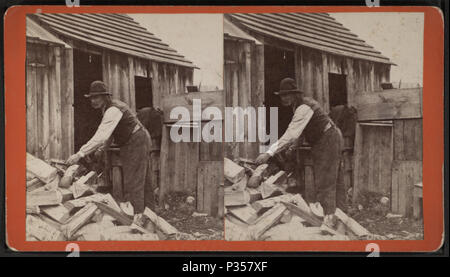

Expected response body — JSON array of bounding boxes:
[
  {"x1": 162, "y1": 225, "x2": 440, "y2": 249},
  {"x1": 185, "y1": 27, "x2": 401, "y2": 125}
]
[
  {"x1": 77, "y1": 106, "x2": 123, "y2": 157},
  {"x1": 266, "y1": 104, "x2": 314, "y2": 156}
]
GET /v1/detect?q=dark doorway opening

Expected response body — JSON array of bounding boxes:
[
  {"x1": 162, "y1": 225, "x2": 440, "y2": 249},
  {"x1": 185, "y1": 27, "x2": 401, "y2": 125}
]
[
  {"x1": 328, "y1": 73, "x2": 348, "y2": 108},
  {"x1": 73, "y1": 50, "x2": 103, "y2": 152},
  {"x1": 264, "y1": 45, "x2": 295, "y2": 139},
  {"x1": 134, "y1": 76, "x2": 153, "y2": 110}
]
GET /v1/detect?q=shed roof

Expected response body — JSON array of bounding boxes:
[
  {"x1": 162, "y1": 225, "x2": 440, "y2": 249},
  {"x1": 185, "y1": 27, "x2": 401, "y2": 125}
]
[
  {"x1": 30, "y1": 13, "x2": 196, "y2": 68},
  {"x1": 26, "y1": 17, "x2": 71, "y2": 48},
  {"x1": 227, "y1": 13, "x2": 393, "y2": 65},
  {"x1": 224, "y1": 17, "x2": 261, "y2": 45}
]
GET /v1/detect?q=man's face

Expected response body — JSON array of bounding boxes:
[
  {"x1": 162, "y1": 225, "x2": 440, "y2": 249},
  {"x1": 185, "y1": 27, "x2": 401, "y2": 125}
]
[
  {"x1": 279, "y1": 93, "x2": 295, "y2": 106},
  {"x1": 90, "y1": 95, "x2": 106, "y2": 109}
]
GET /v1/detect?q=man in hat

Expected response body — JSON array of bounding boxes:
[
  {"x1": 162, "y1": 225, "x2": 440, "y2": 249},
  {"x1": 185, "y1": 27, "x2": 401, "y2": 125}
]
[
  {"x1": 255, "y1": 77, "x2": 345, "y2": 227},
  {"x1": 66, "y1": 80, "x2": 154, "y2": 213}
]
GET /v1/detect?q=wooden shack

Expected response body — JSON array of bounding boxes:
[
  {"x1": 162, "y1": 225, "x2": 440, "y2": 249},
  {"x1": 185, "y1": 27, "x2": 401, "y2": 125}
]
[
  {"x1": 26, "y1": 13, "x2": 197, "y2": 208},
  {"x1": 224, "y1": 13, "x2": 412, "y2": 213}
]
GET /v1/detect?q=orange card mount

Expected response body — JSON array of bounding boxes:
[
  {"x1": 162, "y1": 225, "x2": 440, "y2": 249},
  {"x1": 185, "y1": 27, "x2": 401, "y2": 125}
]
[{"x1": 4, "y1": 5, "x2": 444, "y2": 252}]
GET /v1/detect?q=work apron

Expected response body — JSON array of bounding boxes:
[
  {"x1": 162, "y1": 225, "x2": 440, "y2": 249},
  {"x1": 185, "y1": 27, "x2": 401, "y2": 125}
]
[{"x1": 119, "y1": 125, "x2": 154, "y2": 213}]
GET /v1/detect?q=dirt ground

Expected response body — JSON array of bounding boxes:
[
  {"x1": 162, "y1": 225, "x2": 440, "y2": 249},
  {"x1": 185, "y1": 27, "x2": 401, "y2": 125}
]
[
  {"x1": 155, "y1": 192, "x2": 224, "y2": 240},
  {"x1": 349, "y1": 190, "x2": 424, "y2": 240}
]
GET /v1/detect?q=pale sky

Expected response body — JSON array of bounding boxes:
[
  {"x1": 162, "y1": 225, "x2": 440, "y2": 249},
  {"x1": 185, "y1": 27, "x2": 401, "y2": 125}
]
[
  {"x1": 129, "y1": 14, "x2": 223, "y2": 90},
  {"x1": 330, "y1": 12, "x2": 424, "y2": 86}
]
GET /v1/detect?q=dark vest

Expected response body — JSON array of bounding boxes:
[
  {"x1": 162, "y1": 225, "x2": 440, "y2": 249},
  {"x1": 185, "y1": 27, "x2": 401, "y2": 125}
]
[
  {"x1": 300, "y1": 97, "x2": 332, "y2": 145},
  {"x1": 105, "y1": 100, "x2": 140, "y2": 146}
]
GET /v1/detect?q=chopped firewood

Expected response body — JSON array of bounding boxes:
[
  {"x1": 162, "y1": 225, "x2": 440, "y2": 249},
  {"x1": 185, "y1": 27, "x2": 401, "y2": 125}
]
[
  {"x1": 102, "y1": 226, "x2": 159, "y2": 241},
  {"x1": 247, "y1": 164, "x2": 269, "y2": 188},
  {"x1": 227, "y1": 205, "x2": 258, "y2": 224},
  {"x1": 27, "y1": 190, "x2": 63, "y2": 207},
  {"x1": 120, "y1": 201, "x2": 134, "y2": 217},
  {"x1": 64, "y1": 193, "x2": 108, "y2": 210},
  {"x1": 260, "y1": 182, "x2": 284, "y2": 199},
  {"x1": 26, "y1": 177, "x2": 44, "y2": 191},
  {"x1": 143, "y1": 207, "x2": 178, "y2": 235},
  {"x1": 252, "y1": 194, "x2": 295, "y2": 214},
  {"x1": 247, "y1": 188, "x2": 262, "y2": 203},
  {"x1": 91, "y1": 209, "x2": 104, "y2": 223},
  {"x1": 224, "y1": 158, "x2": 246, "y2": 183},
  {"x1": 61, "y1": 202, "x2": 98, "y2": 239},
  {"x1": 260, "y1": 216, "x2": 305, "y2": 241},
  {"x1": 26, "y1": 206, "x2": 40, "y2": 215},
  {"x1": 265, "y1": 171, "x2": 287, "y2": 186},
  {"x1": 94, "y1": 201, "x2": 133, "y2": 226},
  {"x1": 26, "y1": 215, "x2": 65, "y2": 241},
  {"x1": 60, "y1": 164, "x2": 81, "y2": 188},
  {"x1": 250, "y1": 203, "x2": 287, "y2": 240},
  {"x1": 224, "y1": 190, "x2": 250, "y2": 207},
  {"x1": 281, "y1": 201, "x2": 322, "y2": 227},
  {"x1": 224, "y1": 216, "x2": 251, "y2": 241},
  {"x1": 26, "y1": 153, "x2": 58, "y2": 184},
  {"x1": 334, "y1": 208, "x2": 370, "y2": 237},
  {"x1": 26, "y1": 171, "x2": 36, "y2": 181},
  {"x1": 309, "y1": 202, "x2": 324, "y2": 218},
  {"x1": 44, "y1": 175, "x2": 60, "y2": 190},
  {"x1": 291, "y1": 194, "x2": 311, "y2": 213},
  {"x1": 231, "y1": 175, "x2": 248, "y2": 191},
  {"x1": 59, "y1": 188, "x2": 73, "y2": 202},
  {"x1": 41, "y1": 204, "x2": 71, "y2": 224},
  {"x1": 70, "y1": 183, "x2": 93, "y2": 199},
  {"x1": 247, "y1": 175, "x2": 262, "y2": 189},
  {"x1": 280, "y1": 210, "x2": 293, "y2": 224},
  {"x1": 76, "y1": 171, "x2": 97, "y2": 186}
]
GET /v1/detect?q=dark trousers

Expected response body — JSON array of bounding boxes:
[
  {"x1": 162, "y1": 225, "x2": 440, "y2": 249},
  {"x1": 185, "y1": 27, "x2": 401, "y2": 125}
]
[
  {"x1": 120, "y1": 128, "x2": 154, "y2": 213},
  {"x1": 310, "y1": 126, "x2": 346, "y2": 215}
]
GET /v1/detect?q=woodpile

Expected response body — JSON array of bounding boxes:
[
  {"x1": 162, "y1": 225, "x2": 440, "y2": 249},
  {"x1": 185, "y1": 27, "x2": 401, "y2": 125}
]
[
  {"x1": 25, "y1": 153, "x2": 178, "y2": 241},
  {"x1": 224, "y1": 158, "x2": 372, "y2": 241}
]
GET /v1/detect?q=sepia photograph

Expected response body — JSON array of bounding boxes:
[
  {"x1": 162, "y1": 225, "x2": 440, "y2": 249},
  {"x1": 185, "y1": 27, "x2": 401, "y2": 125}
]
[
  {"x1": 223, "y1": 12, "x2": 424, "y2": 241},
  {"x1": 25, "y1": 12, "x2": 224, "y2": 241}
]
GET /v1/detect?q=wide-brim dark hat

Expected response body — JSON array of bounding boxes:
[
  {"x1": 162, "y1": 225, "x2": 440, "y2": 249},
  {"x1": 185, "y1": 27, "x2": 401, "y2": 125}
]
[
  {"x1": 274, "y1": 77, "x2": 304, "y2": 95},
  {"x1": 84, "y1": 80, "x2": 112, "y2": 98}
]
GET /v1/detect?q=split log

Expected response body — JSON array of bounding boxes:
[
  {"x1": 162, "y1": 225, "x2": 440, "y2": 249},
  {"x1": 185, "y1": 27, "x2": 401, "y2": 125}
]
[
  {"x1": 250, "y1": 203, "x2": 287, "y2": 240},
  {"x1": 59, "y1": 188, "x2": 73, "y2": 202},
  {"x1": 26, "y1": 206, "x2": 40, "y2": 215},
  {"x1": 26, "y1": 153, "x2": 57, "y2": 183},
  {"x1": 26, "y1": 178, "x2": 45, "y2": 192},
  {"x1": 252, "y1": 194, "x2": 294, "y2": 214},
  {"x1": 260, "y1": 182, "x2": 283, "y2": 199},
  {"x1": 281, "y1": 201, "x2": 322, "y2": 227},
  {"x1": 224, "y1": 217, "x2": 251, "y2": 241},
  {"x1": 247, "y1": 164, "x2": 269, "y2": 188},
  {"x1": 75, "y1": 171, "x2": 97, "y2": 186},
  {"x1": 64, "y1": 193, "x2": 116, "y2": 211},
  {"x1": 224, "y1": 158, "x2": 246, "y2": 183},
  {"x1": 60, "y1": 164, "x2": 81, "y2": 188},
  {"x1": 227, "y1": 205, "x2": 258, "y2": 224},
  {"x1": 265, "y1": 171, "x2": 287, "y2": 186},
  {"x1": 280, "y1": 210, "x2": 293, "y2": 224},
  {"x1": 247, "y1": 188, "x2": 262, "y2": 203},
  {"x1": 224, "y1": 190, "x2": 250, "y2": 207},
  {"x1": 41, "y1": 204, "x2": 71, "y2": 224},
  {"x1": 70, "y1": 183, "x2": 93, "y2": 199},
  {"x1": 143, "y1": 207, "x2": 178, "y2": 235},
  {"x1": 27, "y1": 190, "x2": 63, "y2": 207},
  {"x1": 231, "y1": 175, "x2": 248, "y2": 191},
  {"x1": 93, "y1": 201, "x2": 133, "y2": 225},
  {"x1": 44, "y1": 175, "x2": 60, "y2": 190},
  {"x1": 334, "y1": 208, "x2": 370, "y2": 237},
  {"x1": 61, "y1": 202, "x2": 98, "y2": 239},
  {"x1": 26, "y1": 215, "x2": 65, "y2": 241}
]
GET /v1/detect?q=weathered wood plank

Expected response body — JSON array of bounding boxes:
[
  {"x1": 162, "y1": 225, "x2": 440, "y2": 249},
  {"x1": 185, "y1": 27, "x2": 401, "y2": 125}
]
[
  {"x1": 356, "y1": 88, "x2": 422, "y2": 121},
  {"x1": 162, "y1": 90, "x2": 224, "y2": 123}
]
